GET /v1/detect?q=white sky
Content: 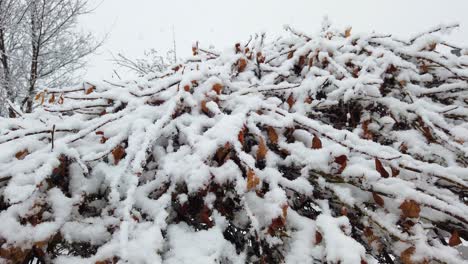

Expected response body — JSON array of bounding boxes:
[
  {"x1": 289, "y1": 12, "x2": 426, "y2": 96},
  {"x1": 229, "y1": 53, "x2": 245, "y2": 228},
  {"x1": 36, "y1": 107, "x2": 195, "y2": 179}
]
[{"x1": 81, "y1": 0, "x2": 468, "y2": 81}]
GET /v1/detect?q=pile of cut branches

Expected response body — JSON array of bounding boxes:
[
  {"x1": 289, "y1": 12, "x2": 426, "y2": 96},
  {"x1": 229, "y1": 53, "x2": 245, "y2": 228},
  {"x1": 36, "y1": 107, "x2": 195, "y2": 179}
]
[{"x1": 1, "y1": 23, "x2": 467, "y2": 263}]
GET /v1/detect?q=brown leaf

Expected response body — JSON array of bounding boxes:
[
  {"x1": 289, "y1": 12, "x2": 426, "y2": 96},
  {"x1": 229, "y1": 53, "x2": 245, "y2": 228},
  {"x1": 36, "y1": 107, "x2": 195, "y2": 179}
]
[
  {"x1": 287, "y1": 94, "x2": 295, "y2": 109},
  {"x1": 400, "y1": 200, "x2": 421, "y2": 218},
  {"x1": 282, "y1": 204, "x2": 288, "y2": 219},
  {"x1": 341, "y1": 206, "x2": 348, "y2": 216},
  {"x1": 201, "y1": 100, "x2": 211, "y2": 116},
  {"x1": 85, "y1": 86, "x2": 95, "y2": 95},
  {"x1": 235, "y1": 43, "x2": 241, "y2": 53},
  {"x1": 238, "y1": 127, "x2": 246, "y2": 145},
  {"x1": 58, "y1": 94, "x2": 64, "y2": 104},
  {"x1": 34, "y1": 92, "x2": 43, "y2": 101},
  {"x1": 200, "y1": 205, "x2": 214, "y2": 228},
  {"x1": 238, "y1": 58, "x2": 247, "y2": 72},
  {"x1": 49, "y1": 94, "x2": 55, "y2": 103},
  {"x1": 391, "y1": 167, "x2": 400, "y2": 177},
  {"x1": 315, "y1": 231, "x2": 323, "y2": 244},
  {"x1": 15, "y1": 149, "x2": 29, "y2": 160},
  {"x1": 212, "y1": 83, "x2": 223, "y2": 95},
  {"x1": 95, "y1": 131, "x2": 105, "y2": 135},
  {"x1": 372, "y1": 192, "x2": 385, "y2": 207},
  {"x1": 112, "y1": 145, "x2": 126, "y2": 165},
  {"x1": 298, "y1": 55, "x2": 306, "y2": 67},
  {"x1": 345, "y1": 27, "x2": 352, "y2": 38},
  {"x1": 256, "y1": 52, "x2": 265, "y2": 63},
  {"x1": 247, "y1": 168, "x2": 260, "y2": 191},
  {"x1": 334, "y1": 155, "x2": 348, "y2": 174},
  {"x1": 312, "y1": 135, "x2": 322, "y2": 149},
  {"x1": 400, "y1": 246, "x2": 415, "y2": 264},
  {"x1": 215, "y1": 142, "x2": 231, "y2": 165},
  {"x1": 448, "y1": 230, "x2": 462, "y2": 247},
  {"x1": 375, "y1": 158, "x2": 389, "y2": 178},
  {"x1": 363, "y1": 227, "x2": 373, "y2": 238},
  {"x1": 172, "y1": 65, "x2": 181, "y2": 72},
  {"x1": 287, "y1": 50, "x2": 295, "y2": 59},
  {"x1": 0, "y1": 247, "x2": 29, "y2": 263},
  {"x1": 268, "y1": 216, "x2": 286, "y2": 235},
  {"x1": 362, "y1": 120, "x2": 373, "y2": 140},
  {"x1": 257, "y1": 137, "x2": 267, "y2": 161},
  {"x1": 267, "y1": 126, "x2": 278, "y2": 145},
  {"x1": 400, "y1": 143, "x2": 408, "y2": 154},
  {"x1": 183, "y1": 85, "x2": 190, "y2": 92}
]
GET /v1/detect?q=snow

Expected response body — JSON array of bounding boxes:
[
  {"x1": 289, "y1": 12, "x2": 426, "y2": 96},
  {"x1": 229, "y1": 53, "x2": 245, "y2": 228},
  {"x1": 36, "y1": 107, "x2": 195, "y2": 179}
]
[{"x1": 1, "y1": 22, "x2": 467, "y2": 263}]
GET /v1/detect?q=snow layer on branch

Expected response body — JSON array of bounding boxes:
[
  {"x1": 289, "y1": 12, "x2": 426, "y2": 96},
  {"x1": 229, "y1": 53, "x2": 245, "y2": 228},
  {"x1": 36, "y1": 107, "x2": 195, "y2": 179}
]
[{"x1": 1, "y1": 22, "x2": 468, "y2": 263}]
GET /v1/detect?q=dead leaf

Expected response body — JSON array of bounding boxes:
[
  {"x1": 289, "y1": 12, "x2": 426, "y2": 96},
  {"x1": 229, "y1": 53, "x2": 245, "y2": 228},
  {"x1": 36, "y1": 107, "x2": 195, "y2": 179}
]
[
  {"x1": 363, "y1": 227, "x2": 373, "y2": 238},
  {"x1": 287, "y1": 94, "x2": 295, "y2": 109},
  {"x1": 341, "y1": 206, "x2": 348, "y2": 216},
  {"x1": 282, "y1": 204, "x2": 288, "y2": 219},
  {"x1": 238, "y1": 58, "x2": 247, "y2": 72},
  {"x1": 235, "y1": 43, "x2": 241, "y2": 53},
  {"x1": 15, "y1": 149, "x2": 29, "y2": 160},
  {"x1": 334, "y1": 155, "x2": 348, "y2": 174},
  {"x1": 375, "y1": 158, "x2": 389, "y2": 178},
  {"x1": 34, "y1": 92, "x2": 43, "y2": 101},
  {"x1": 400, "y1": 246, "x2": 415, "y2": 264},
  {"x1": 200, "y1": 205, "x2": 214, "y2": 228},
  {"x1": 345, "y1": 27, "x2": 352, "y2": 38},
  {"x1": 312, "y1": 135, "x2": 322, "y2": 149},
  {"x1": 448, "y1": 230, "x2": 462, "y2": 247},
  {"x1": 0, "y1": 247, "x2": 29, "y2": 264},
  {"x1": 238, "y1": 127, "x2": 246, "y2": 145},
  {"x1": 112, "y1": 145, "x2": 126, "y2": 165},
  {"x1": 372, "y1": 192, "x2": 385, "y2": 207},
  {"x1": 85, "y1": 86, "x2": 95, "y2": 95},
  {"x1": 247, "y1": 168, "x2": 260, "y2": 191},
  {"x1": 400, "y1": 200, "x2": 421, "y2": 218},
  {"x1": 267, "y1": 126, "x2": 278, "y2": 145},
  {"x1": 315, "y1": 231, "x2": 323, "y2": 244},
  {"x1": 287, "y1": 50, "x2": 295, "y2": 59},
  {"x1": 427, "y1": 43, "x2": 437, "y2": 51},
  {"x1": 257, "y1": 52, "x2": 265, "y2": 63},
  {"x1": 362, "y1": 120, "x2": 373, "y2": 140},
  {"x1": 215, "y1": 142, "x2": 231, "y2": 165},
  {"x1": 49, "y1": 94, "x2": 55, "y2": 103},
  {"x1": 58, "y1": 94, "x2": 64, "y2": 104},
  {"x1": 201, "y1": 100, "x2": 211, "y2": 116},
  {"x1": 400, "y1": 143, "x2": 408, "y2": 154},
  {"x1": 298, "y1": 55, "x2": 306, "y2": 67},
  {"x1": 257, "y1": 137, "x2": 267, "y2": 161},
  {"x1": 212, "y1": 83, "x2": 223, "y2": 95},
  {"x1": 268, "y1": 216, "x2": 286, "y2": 235},
  {"x1": 391, "y1": 167, "x2": 400, "y2": 177}
]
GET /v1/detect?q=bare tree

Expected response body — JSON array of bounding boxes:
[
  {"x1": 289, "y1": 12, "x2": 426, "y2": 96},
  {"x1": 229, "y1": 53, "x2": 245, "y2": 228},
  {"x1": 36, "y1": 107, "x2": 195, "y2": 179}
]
[
  {"x1": 112, "y1": 49, "x2": 177, "y2": 77},
  {"x1": 0, "y1": 0, "x2": 101, "y2": 115}
]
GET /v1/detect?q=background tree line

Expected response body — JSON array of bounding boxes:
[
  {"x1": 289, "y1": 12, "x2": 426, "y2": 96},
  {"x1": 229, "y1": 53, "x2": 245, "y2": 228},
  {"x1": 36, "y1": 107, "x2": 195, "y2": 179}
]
[{"x1": 0, "y1": 0, "x2": 100, "y2": 116}]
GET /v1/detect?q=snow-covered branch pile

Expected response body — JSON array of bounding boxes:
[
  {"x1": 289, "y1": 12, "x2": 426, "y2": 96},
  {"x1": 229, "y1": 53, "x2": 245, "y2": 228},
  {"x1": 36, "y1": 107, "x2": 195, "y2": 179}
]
[{"x1": 1, "y1": 23, "x2": 468, "y2": 263}]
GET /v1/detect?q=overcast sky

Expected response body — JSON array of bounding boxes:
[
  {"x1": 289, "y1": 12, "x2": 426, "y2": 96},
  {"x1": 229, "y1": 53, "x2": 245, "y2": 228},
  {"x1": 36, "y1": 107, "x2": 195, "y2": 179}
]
[{"x1": 81, "y1": 0, "x2": 468, "y2": 81}]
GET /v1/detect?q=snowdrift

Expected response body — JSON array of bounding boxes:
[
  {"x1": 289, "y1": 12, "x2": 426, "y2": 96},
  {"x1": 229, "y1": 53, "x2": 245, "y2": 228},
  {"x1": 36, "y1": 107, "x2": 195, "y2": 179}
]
[{"x1": 1, "y1": 23, "x2": 468, "y2": 263}]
